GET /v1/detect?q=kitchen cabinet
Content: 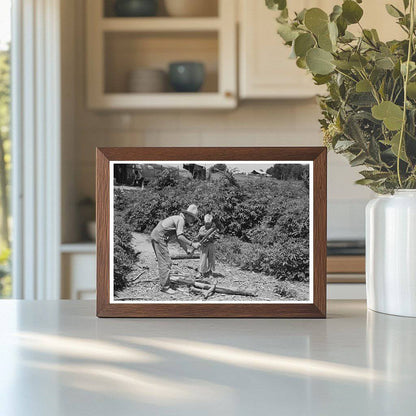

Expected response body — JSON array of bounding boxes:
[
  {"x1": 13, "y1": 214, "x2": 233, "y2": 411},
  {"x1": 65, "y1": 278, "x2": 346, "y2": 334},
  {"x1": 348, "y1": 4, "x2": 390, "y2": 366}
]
[
  {"x1": 239, "y1": 0, "x2": 323, "y2": 99},
  {"x1": 86, "y1": 0, "x2": 237, "y2": 109},
  {"x1": 238, "y1": 0, "x2": 404, "y2": 99}
]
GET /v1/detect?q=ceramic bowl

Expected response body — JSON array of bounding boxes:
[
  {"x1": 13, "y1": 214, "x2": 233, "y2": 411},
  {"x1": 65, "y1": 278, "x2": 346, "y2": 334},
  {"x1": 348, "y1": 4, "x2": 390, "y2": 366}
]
[
  {"x1": 168, "y1": 62, "x2": 205, "y2": 93},
  {"x1": 114, "y1": 0, "x2": 158, "y2": 17}
]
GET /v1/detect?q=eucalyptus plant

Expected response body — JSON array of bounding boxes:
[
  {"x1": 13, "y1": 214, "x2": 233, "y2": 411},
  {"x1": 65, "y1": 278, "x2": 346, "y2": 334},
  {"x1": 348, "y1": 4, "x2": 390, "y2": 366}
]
[{"x1": 266, "y1": 0, "x2": 416, "y2": 193}]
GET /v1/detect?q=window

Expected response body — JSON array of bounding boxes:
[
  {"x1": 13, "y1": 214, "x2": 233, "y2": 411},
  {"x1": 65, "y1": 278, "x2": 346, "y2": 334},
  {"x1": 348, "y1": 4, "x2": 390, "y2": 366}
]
[{"x1": 0, "y1": 0, "x2": 11, "y2": 298}]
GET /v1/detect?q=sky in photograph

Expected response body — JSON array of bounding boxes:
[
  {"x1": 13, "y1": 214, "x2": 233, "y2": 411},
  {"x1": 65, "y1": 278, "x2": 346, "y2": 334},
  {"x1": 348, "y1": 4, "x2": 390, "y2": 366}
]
[
  {"x1": 0, "y1": 0, "x2": 11, "y2": 50},
  {"x1": 127, "y1": 162, "x2": 309, "y2": 173}
]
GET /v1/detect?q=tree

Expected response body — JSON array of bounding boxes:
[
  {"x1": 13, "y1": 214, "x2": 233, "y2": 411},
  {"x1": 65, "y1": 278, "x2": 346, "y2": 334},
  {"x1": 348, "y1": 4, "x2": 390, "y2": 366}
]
[
  {"x1": 0, "y1": 46, "x2": 10, "y2": 248},
  {"x1": 212, "y1": 163, "x2": 227, "y2": 172},
  {"x1": 267, "y1": 164, "x2": 309, "y2": 181}
]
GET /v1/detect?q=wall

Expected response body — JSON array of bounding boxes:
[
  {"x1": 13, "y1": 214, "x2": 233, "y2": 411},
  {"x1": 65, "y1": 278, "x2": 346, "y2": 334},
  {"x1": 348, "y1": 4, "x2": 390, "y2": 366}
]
[{"x1": 62, "y1": 0, "x2": 374, "y2": 243}]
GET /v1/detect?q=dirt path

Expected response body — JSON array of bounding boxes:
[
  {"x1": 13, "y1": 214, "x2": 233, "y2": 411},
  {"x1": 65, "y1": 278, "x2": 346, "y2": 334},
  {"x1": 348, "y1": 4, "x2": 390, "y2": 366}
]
[{"x1": 115, "y1": 232, "x2": 309, "y2": 302}]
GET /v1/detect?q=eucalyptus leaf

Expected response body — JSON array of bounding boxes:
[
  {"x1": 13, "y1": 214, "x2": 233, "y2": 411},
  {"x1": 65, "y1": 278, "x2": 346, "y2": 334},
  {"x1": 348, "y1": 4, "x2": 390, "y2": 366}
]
[
  {"x1": 334, "y1": 139, "x2": 356, "y2": 151},
  {"x1": 350, "y1": 152, "x2": 368, "y2": 167},
  {"x1": 372, "y1": 101, "x2": 403, "y2": 130},
  {"x1": 294, "y1": 33, "x2": 315, "y2": 57},
  {"x1": 336, "y1": 15, "x2": 348, "y2": 36},
  {"x1": 318, "y1": 31, "x2": 334, "y2": 52},
  {"x1": 277, "y1": 23, "x2": 299, "y2": 42},
  {"x1": 296, "y1": 57, "x2": 307, "y2": 69},
  {"x1": 355, "y1": 178, "x2": 377, "y2": 185},
  {"x1": 295, "y1": 8, "x2": 307, "y2": 22},
  {"x1": 363, "y1": 29, "x2": 375, "y2": 44},
  {"x1": 313, "y1": 74, "x2": 332, "y2": 85},
  {"x1": 339, "y1": 31, "x2": 356, "y2": 43},
  {"x1": 304, "y1": 8, "x2": 329, "y2": 35},
  {"x1": 385, "y1": 4, "x2": 404, "y2": 17},
  {"x1": 350, "y1": 53, "x2": 368, "y2": 69},
  {"x1": 356, "y1": 79, "x2": 372, "y2": 92},
  {"x1": 333, "y1": 59, "x2": 353, "y2": 70},
  {"x1": 342, "y1": 0, "x2": 364, "y2": 24},
  {"x1": 407, "y1": 82, "x2": 416, "y2": 99},
  {"x1": 330, "y1": 5, "x2": 343, "y2": 22},
  {"x1": 401, "y1": 61, "x2": 416, "y2": 76},
  {"x1": 266, "y1": 0, "x2": 287, "y2": 11},
  {"x1": 382, "y1": 132, "x2": 409, "y2": 162},
  {"x1": 328, "y1": 21, "x2": 338, "y2": 45},
  {"x1": 360, "y1": 170, "x2": 392, "y2": 180},
  {"x1": 371, "y1": 29, "x2": 380, "y2": 42},
  {"x1": 369, "y1": 137, "x2": 381, "y2": 162},
  {"x1": 375, "y1": 56, "x2": 396, "y2": 70},
  {"x1": 306, "y1": 48, "x2": 335, "y2": 75},
  {"x1": 348, "y1": 92, "x2": 377, "y2": 107}
]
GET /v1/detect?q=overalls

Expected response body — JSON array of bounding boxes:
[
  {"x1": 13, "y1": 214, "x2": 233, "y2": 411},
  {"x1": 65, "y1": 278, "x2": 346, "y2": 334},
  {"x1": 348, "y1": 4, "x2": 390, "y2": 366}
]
[
  {"x1": 150, "y1": 214, "x2": 185, "y2": 289},
  {"x1": 198, "y1": 225, "x2": 216, "y2": 275}
]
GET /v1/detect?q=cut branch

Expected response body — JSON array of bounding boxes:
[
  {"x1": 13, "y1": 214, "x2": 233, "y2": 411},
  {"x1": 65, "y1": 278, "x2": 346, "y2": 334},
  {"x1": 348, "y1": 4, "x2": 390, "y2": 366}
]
[{"x1": 170, "y1": 275, "x2": 257, "y2": 297}]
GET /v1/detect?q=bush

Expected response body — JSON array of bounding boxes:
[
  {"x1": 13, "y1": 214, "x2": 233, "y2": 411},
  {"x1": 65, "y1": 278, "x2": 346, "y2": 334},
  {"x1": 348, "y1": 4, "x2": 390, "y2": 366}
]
[
  {"x1": 115, "y1": 174, "x2": 310, "y2": 282},
  {"x1": 113, "y1": 214, "x2": 135, "y2": 291},
  {"x1": 150, "y1": 169, "x2": 179, "y2": 190},
  {"x1": 217, "y1": 236, "x2": 309, "y2": 282}
]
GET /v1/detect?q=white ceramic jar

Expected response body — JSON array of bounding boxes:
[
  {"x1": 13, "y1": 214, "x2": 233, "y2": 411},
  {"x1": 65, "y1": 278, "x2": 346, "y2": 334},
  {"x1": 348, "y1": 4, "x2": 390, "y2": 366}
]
[{"x1": 366, "y1": 190, "x2": 416, "y2": 317}]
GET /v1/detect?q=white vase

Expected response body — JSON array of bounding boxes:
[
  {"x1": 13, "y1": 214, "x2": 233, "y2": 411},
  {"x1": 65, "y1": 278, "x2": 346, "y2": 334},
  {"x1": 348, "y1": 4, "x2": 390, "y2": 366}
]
[{"x1": 366, "y1": 190, "x2": 416, "y2": 317}]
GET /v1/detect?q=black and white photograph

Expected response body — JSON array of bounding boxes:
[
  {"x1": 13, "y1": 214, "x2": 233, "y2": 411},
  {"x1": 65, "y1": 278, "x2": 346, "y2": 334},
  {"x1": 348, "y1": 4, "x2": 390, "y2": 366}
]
[{"x1": 110, "y1": 161, "x2": 313, "y2": 303}]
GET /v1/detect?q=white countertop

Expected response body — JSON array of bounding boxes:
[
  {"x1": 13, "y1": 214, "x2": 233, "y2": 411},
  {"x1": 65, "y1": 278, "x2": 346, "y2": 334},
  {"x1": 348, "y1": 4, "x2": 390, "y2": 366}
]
[{"x1": 0, "y1": 300, "x2": 415, "y2": 416}]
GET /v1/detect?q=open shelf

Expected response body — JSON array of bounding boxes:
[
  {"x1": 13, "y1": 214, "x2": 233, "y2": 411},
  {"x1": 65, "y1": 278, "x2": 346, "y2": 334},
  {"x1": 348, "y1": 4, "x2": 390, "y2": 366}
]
[
  {"x1": 103, "y1": 0, "x2": 219, "y2": 18},
  {"x1": 86, "y1": 0, "x2": 236, "y2": 109},
  {"x1": 101, "y1": 17, "x2": 221, "y2": 32},
  {"x1": 91, "y1": 93, "x2": 235, "y2": 109},
  {"x1": 104, "y1": 31, "x2": 219, "y2": 94}
]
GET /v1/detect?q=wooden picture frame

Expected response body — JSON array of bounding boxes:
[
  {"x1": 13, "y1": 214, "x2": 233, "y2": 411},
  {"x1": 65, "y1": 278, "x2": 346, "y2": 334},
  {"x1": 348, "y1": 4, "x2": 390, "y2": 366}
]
[{"x1": 97, "y1": 147, "x2": 327, "y2": 318}]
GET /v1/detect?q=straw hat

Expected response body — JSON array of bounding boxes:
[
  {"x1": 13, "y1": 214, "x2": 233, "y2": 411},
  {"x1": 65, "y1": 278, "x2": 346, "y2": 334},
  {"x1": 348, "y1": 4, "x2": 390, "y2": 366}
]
[{"x1": 182, "y1": 204, "x2": 198, "y2": 220}]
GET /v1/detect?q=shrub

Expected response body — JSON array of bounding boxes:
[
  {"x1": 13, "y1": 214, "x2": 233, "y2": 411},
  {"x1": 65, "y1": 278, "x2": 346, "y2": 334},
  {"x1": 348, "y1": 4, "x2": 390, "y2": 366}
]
[
  {"x1": 113, "y1": 214, "x2": 135, "y2": 291},
  {"x1": 150, "y1": 169, "x2": 179, "y2": 190},
  {"x1": 274, "y1": 281, "x2": 300, "y2": 299},
  {"x1": 217, "y1": 236, "x2": 309, "y2": 282},
  {"x1": 115, "y1": 174, "x2": 310, "y2": 282}
]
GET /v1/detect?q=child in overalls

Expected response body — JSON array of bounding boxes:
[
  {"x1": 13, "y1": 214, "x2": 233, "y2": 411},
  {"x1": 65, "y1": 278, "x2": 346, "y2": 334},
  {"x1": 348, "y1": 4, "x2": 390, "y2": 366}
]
[{"x1": 197, "y1": 214, "x2": 217, "y2": 277}]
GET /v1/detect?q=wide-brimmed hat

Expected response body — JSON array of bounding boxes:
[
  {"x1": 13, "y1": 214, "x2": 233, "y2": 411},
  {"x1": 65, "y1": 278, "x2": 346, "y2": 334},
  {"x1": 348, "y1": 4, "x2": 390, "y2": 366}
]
[{"x1": 182, "y1": 204, "x2": 198, "y2": 220}]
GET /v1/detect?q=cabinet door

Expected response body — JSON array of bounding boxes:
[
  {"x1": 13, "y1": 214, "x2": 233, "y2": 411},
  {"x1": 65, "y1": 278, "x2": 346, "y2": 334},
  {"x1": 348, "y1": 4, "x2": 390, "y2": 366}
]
[
  {"x1": 239, "y1": 0, "x2": 320, "y2": 99},
  {"x1": 239, "y1": 0, "x2": 403, "y2": 99}
]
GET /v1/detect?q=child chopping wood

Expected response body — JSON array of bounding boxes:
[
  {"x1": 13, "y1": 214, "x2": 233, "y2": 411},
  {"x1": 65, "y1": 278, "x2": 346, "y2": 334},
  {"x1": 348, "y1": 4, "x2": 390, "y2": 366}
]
[
  {"x1": 197, "y1": 214, "x2": 217, "y2": 277},
  {"x1": 150, "y1": 204, "x2": 200, "y2": 294}
]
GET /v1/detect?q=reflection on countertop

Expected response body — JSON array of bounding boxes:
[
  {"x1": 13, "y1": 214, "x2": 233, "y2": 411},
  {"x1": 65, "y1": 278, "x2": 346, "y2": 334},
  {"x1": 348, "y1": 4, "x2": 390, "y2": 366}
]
[{"x1": 0, "y1": 300, "x2": 415, "y2": 415}]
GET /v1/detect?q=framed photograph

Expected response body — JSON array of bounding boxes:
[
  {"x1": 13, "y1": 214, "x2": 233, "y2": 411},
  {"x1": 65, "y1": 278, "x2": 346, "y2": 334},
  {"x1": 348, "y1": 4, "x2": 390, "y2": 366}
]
[{"x1": 96, "y1": 147, "x2": 327, "y2": 318}]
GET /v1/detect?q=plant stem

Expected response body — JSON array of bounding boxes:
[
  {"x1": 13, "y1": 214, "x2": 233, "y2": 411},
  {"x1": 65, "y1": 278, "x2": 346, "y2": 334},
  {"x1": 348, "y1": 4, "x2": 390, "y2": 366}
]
[
  {"x1": 397, "y1": 0, "x2": 415, "y2": 188},
  {"x1": 334, "y1": 68, "x2": 357, "y2": 83}
]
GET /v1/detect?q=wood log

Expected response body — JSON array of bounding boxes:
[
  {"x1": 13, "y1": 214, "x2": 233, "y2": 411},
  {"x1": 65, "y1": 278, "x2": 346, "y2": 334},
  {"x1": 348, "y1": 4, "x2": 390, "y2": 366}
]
[
  {"x1": 171, "y1": 255, "x2": 199, "y2": 260},
  {"x1": 204, "y1": 279, "x2": 217, "y2": 299},
  {"x1": 170, "y1": 276, "x2": 256, "y2": 297}
]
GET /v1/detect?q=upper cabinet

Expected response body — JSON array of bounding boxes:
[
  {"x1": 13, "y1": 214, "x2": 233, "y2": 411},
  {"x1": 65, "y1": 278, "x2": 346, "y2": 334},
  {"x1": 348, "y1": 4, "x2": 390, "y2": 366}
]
[
  {"x1": 238, "y1": 0, "x2": 404, "y2": 100},
  {"x1": 239, "y1": 0, "x2": 321, "y2": 99},
  {"x1": 86, "y1": 0, "x2": 237, "y2": 109},
  {"x1": 86, "y1": 0, "x2": 406, "y2": 109}
]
